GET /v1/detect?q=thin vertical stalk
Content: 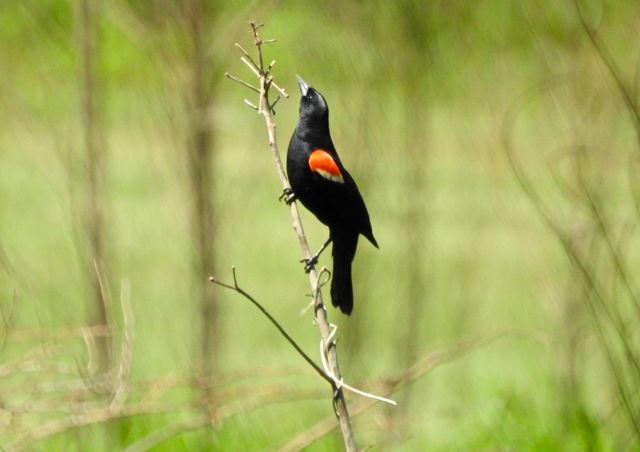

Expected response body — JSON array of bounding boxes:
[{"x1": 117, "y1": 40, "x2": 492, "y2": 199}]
[
  {"x1": 183, "y1": 0, "x2": 218, "y2": 420},
  {"x1": 78, "y1": 0, "x2": 110, "y2": 372}
]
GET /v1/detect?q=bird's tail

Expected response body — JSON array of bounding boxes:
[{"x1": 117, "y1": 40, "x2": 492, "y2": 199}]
[{"x1": 330, "y1": 229, "x2": 359, "y2": 315}]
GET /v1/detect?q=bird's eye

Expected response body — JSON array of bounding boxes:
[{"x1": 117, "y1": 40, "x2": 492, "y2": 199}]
[{"x1": 306, "y1": 92, "x2": 314, "y2": 101}]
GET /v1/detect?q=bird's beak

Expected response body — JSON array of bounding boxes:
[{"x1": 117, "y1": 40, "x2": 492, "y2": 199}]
[{"x1": 296, "y1": 75, "x2": 309, "y2": 97}]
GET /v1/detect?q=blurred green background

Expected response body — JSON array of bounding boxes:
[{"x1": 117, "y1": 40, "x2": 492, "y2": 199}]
[{"x1": 2, "y1": 0, "x2": 640, "y2": 450}]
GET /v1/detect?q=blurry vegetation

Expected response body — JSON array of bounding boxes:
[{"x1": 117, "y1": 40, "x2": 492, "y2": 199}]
[{"x1": 1, "y1": 0, "x2": 640, "y2": 450}]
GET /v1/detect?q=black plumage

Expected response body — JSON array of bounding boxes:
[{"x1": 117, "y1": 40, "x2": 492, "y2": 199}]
[{"x1": 286, "y1": 76, "x2": 377, "y2": 315}]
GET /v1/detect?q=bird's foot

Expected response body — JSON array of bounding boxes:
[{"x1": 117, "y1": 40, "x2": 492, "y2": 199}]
[
  {"x1": 299, "y1": 237, "x2": 332, "y2": 274},
  {"x1": 279, "y1": 187, "x2": 297, "y2": 205},
  {"x1": 299, "y1": 254, "x2": 319, "y2": 273}
]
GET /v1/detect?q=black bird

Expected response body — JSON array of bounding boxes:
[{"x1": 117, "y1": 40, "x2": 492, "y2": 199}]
[{"x1": 285, "y1": 75, "x2": 378, "y2": 315}]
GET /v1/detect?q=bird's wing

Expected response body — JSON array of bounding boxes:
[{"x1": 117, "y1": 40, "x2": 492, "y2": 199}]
[
  {"x1": 308, "y1": 149, "x2": 377, "y2": 246},
  {"x1": 338, "y1": 169, "x2": 378, "y2": 247}
]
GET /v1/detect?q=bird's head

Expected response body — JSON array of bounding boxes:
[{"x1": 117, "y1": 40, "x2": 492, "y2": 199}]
[{"x1": 296, "y1": 75, "x2": 329, "y2": 127}]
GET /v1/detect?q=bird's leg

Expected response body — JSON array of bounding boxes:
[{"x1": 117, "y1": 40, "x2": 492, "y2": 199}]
[
  {"x1": 279, "y1": 187, "x2": 297, "y2": 205},
  {"x1": 300, "y1": 237, "x2": 332, "y2": 273}
]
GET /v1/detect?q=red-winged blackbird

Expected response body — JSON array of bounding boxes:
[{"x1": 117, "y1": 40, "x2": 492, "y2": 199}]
[{"x1": 285, "y1": 75, "x2": 378, "y2": 315}]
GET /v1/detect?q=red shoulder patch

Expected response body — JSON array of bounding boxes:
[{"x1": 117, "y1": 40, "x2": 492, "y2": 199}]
[{"x1": 308, "y1": 149, "x2": 344, "y2": 183}]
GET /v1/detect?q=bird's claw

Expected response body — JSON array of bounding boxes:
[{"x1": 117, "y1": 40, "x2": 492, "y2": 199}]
[
  {"x1": 300, "y1": 255, "x2": 318, "y2": 273},
  {"x1": 299, "y1": 237, "x2": 332, "y2": 274},
  {"x1": 279, "y1": 187, "x2": 297, "y2": 205}
]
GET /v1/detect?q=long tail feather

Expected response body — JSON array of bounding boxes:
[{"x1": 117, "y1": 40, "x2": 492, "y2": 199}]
[{"x1": 330, "y1": 229, "x2": 358, "y2": 315}]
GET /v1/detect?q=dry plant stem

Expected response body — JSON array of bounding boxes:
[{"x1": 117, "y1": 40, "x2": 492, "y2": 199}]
[
  {"x1": 256, "y1": 30, "x2": 356, "y2": 452},
  {"x1": 209, "y1": 269, "x2": 331, "y2": 385},
  {"x1": 210, "y1": 270, "x2": 395, "y2": 405},
  {"x1": 226, "y1": 21, "x2": 357, "y2": 451}
]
